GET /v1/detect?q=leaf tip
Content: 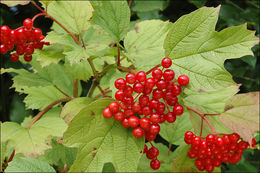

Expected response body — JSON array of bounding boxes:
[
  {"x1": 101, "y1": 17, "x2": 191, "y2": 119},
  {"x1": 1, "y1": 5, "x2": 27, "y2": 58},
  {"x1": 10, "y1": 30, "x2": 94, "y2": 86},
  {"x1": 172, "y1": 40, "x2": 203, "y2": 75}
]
[{"x1": 216, "y1": 5, "x2": 221, "y2": 14}]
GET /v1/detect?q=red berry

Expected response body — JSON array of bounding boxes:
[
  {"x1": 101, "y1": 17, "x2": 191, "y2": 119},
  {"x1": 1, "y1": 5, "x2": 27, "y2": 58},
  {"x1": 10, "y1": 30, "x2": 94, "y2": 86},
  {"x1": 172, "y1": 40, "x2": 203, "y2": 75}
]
[
  {"x1": 149, "y1": 99, "x2": 159, "y2": 109},
  {"x1": 185, "y1": 131, "x2": 194, "y2": 139},
  {"x1": 115, "y1": 90, "x2": 124, "y2": 101},
  {"x1": 149, "y1": 124, "x2": 160, "y2": 134},
  {"x1": 109, "y1": 101, "x2": 120, "y2": 113},
  {"x1": 195, "y1": 159, "x2": 203, "y2": 167},
  {"x1": 173, "y1": 104, "x2": 184, "y2": 115},
  {"x1": 136, "y1": 71, "x2": 146, "y2": 82},
  {"x1": 121, "y1": 118, "x2": 130, "y2": 128},
  {"x1": 156, "y1": 102, "x2": 165, "y2": 114},
  {"x1": 113, "y1": 111, "x2": 124, "y2": 121},
  {"x1": 133, "y1": 82, "x2": 144, "y2": 93},
  {"x1": 24, "y1": 54, "x2": 32, "y2": 62},
  {"x1": 133, "y1": 102, "x2": 141, "y2": 113},
  {"x1": 205, "y1": 158, "x2": 213, "y2": 166},
  {"x1": 205, "y1": 164, "x2": 214, "y2": 173},
  {"x1": 128, "y1": 116, "x2": 140, "y2": 128},
  {"x1": 10, "y1": 53, "x2": 19, "y2": 62},
  {"x1": 238, "y1": 141, "x2": 249, "y2": 150},
  {"x1": 150, "y1": 159, "x2": 160, "y2": 170},
  {"x1": 166, "y1": 96, "x2": 178, "y2": 106},
  {"x1": 16, "y1": 28, "x2": 26, "y2": 41},
  {"x1": 156, "y1": 79, "x2": 167, "y2": 90},
  {"x1": 103, "y1": 107, "x2": 113, "y2": 118},
  {"x1": 139, "y1": 95, "x2": 149, "y2": 107},
  {"x1": 123, "y1": 85, "x2": 133, "y2": 97},
  {"x1": 178, "y1": 75, "x2": 189, "y2": 86},
  {"x1": 213, "y1": 159, "x2": 222, "y2": 167},
  {"x1": 192, "y1": 136, "x2": 201, "y2": 146},
  {"x1": 206, "y1": 134, "x2": 215, "y2": 143},
  {"x1": 197, "y1": 165, "x2": 205, "y2": 171},
  {"x1": 184, "y1": 138, "x2": 193, "y2": 144},
  {"x1": 124, "y1": 109, "x2": 134, "y2": 118},
  {"x1": 9, "y1": 30, "x2": 16, "y2": 43},
  {"x1": 251, "y1": 138, "x2": 257, "y2": 148},
  {"x1": 119, "y1": 102, "x2": 127, "y2": 110},
  {"x1": 229, "y1": 133, "x2": 240, "y2": 143},
  {"x1": 200, "y1": 141, "x2": 208, "y2": 149},
  {"x1": 1, "y1": 25, "x2": 10, "y2": 36},
  {"x1": 143, "y1": 87, "x2": 153, "y2": 95},
  {"x1": 147, "y1": 147, "x2": 159, "y2": 159},
  {"x1": 152, "y1": 89, "x2": 163, "y2": 100},
  {"x1": 150, "y1": 113, "x2": 160, "y2": 124},
  {"x1": 145, "y1": 132, "x2": 157, "y2": 141},
  {"x1": 215, "y1": 137, "x2": 224, "y2": 146},
  {"x1": 152, "y1": 69, "x2": 163, "y2": 80},
  {"x1": 142, "y1": 106, "x2": 152, "y2": 116},
  {"x1": 163, "y1": 69, "x2": 175, "y2": 81},
  {"x1": 126, "y1": 73, "x2": 136, "y2": 84},
  {"x1": 23, "y1": 18, "x2": 33, "y2": 29},
  {"x1": 161, "y1": 57, "x2": 172, "y2": 68},
  {"x1": 166, "y1": 80, "x2": 175, "y2": 90},
  {"x1": 123, "y1": 96, "x2": 134, "y2": 105},
  {"x1": 159, "y1": 113, "x2": 166, "y2": 123},
  {"x1": 188, "y1": 150, "x2": 196, "y2": 158},
  {"x1": 6, "y1": 43, "x2": 14, "y2": 51},
  {"x1": 25, "y1": 44, "x2": 34, "y2": 55},
  {"x1": 145, "y1": 78, "x2": 156, "y2": 88},
  {"x1": 163, "y1": 90, "x2": 174, "y2": 100},
  {"x1": 16, "y1": 44, "x2": 25, "y2": 55},
  {"x1": 0, "y1": 44, "x2": 8, "y2": 54},
  {"x1": 140, "y1": 117, "x2": 151, "y2": 131},
  {"x1": 172, "y1": 84, "x2": 182, "y2": 96},
  {"x1": 165, "y1": 112, "x2": 176, "y2": 123},
  {"x1": 33, "y1": 28, "x2": 42, "y2": 41},
  {"x1": 115, "y1": 78, "x2": 126, "y2": 90},
  {"x1": 132, "y1": 127, "x2": 144, "y2": 138},
  {"x1": 143, "y1": 144, "x2": 148, "y2": 153}
]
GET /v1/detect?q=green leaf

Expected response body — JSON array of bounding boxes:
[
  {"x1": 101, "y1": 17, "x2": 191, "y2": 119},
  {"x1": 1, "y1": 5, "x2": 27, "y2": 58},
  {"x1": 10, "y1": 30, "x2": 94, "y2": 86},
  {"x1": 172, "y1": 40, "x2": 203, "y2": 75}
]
[
  {"x1": 133, "y1": 0, "x2": 169, "y2": 12},
  {"x1": 63, "y1": 98, "x2": 144, "y2": 172},
  {"x1": 219, "y1": 92, "x2": 259, "y2": 143},
  {"x1": 0, "y1": 0, "x2": 29, "y2": 7},
  {"x1": 60, "y1": 97, "x2": 94, "y2": 123},
  {"x1": 124, "y1": 20, "x2": 171, "y2": 67},
  {"x1": 160, "y1": 112, "x2": 193, "y2": 145},
  {"x1": 184, "y1": 85, "x2": 240, "y2": 113},
  {"x1": 5, "y1": 157, "x2": 55, "y2": 172},
  {"x1": 241, "y1": 55, "x2": 257, "y2": 68},
  {"x1": 164, "y1": 6, "x2": 258, "y2": 92},
  {"x1": 48, "y1": 1, "x2": 93, "y2": 34},
  {"x1": 1, "y1": 140, "x2": 14, "y2": 170},
  {"x1": 91, "y1": 1, "x2": 130, "y2": 42},
  {"x1": 1, "y1": 109, "x2": 67, "y2": 157},
  {"x1": 40, "y1": 138, "x2": 77, "y2": 168}
]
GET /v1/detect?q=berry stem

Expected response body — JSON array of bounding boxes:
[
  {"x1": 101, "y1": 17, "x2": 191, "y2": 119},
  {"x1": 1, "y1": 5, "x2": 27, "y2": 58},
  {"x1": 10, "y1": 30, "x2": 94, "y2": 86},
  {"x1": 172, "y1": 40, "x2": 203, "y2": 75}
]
[
  {"x1": 118, "y1": 66, "x2": 137, "y2": 74},
  {"x1": 8, "y1": 150, "x2": 15, "y2": 162},
  {"x1": 133, "y1": 93, "x2": 141, "y2": 100},
  {"x1": 186, "y1": 106, "x2": 216, "y2": 134},
  {"x1": 167, "y1": 143, "x2": 172, "y2": 157},
  {"x1": 148, "y1": 140, "x2": 154, "y2": 148},
  {"x1": 31, "y1": 0, "x2": 81, "y2": 45},
  {"x1": 26, "y1": 97, "x2": 72, "y2": 129},
  {"x1": 54, "y1": 85, "x2": 71, "y2": 98},
  {"x1": 97, "y1": 84, "x2": 107, "y2": 97},
  {"x1": 73, "y1": 79, "x2": 78, "y2": 98},
  {"x1": 32, "y1": 12, "x2": 47, "y2": 22},
  {"x1": 146, "y1": 64, "x2": 161, "y2": 75},
  {"x1": 117, "y1": 43, "x2": 120, "y2": 66},
  {"x1": 200, "y1": 117, "x2": 203, "y2": 136}
]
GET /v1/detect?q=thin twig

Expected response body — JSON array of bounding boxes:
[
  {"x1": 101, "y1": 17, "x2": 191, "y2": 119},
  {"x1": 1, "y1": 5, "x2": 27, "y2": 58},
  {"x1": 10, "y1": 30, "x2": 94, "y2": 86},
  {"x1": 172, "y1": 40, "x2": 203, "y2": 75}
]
[
  {"x1": 118, "y1": 66, "x2": 137, "y2": 74},
  {"x1": 32, "y1": 12, "x2": 46, "y2": 22},
  {"x1": 73, "y1": 79, "x2": 78, "y2": 98},
  {"x1": 128, "y1": 0, "x2": 133, "y2": 8},
  {"x1": 167, "y1": 143, "x2": 172, "y2": 157},
  {"x1": 87, "y1": 79, "x2": 97, "y2": 98},
  {"x1": 87, "y1": 58, "x2": 98, "y2": 78},
  {"x1": 200, "y1": 117, "x2": 203, "y2": 136},
  {"x1": 54, "y1": 85, "x2": 71, "y2": 98},
  {"x1": 117, "y1": 44, "x2": 120, "y2": 66},
  {"x1": 8, "y1": 150, "x2": 15, "y2": 162},
  {"x1": 97, "y1": 85, "x2": 106, "y2": 97},
  {"x1": 27, "y1": 97, "x2": 72, "y2": 129},
  {"x1": 146, "y1": 64, "x2": 161, "y2": 75},
  {"x1": 93, "y1": 88, "x2": 112, "y2": 99}
]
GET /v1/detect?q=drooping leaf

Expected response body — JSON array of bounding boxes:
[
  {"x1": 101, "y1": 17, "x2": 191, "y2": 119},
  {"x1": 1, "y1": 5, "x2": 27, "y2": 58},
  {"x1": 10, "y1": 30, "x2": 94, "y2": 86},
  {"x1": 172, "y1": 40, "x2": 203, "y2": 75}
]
[
  {"x1": 63, "y1": 98, "x2": 144, "y2": 172},
  {"x1": 160, "y1": 112, "x2": 194, "y2": 145},
  {"x1": 1, "y1": 108, "x2": 67, "y2": 157},
  {"x1": 60, "y1": 97, "x2": 94, "y2": 123},
  {"x1": 164, "y1": 6, "x2": 258, "y2": 92},
  {"x1": 91, "y1": 1, "x2": 130, "y2": 42},
  {"x1": 219, "y1": 92, "x2": 259, "y2": 143},
  {"x1": 5, "y1": 157, "x2": 55, "y2": 172},
  {"x1": 48, "y1": 1, "x2": 93, "y2": 34},
  {"x1": 124, "y1": 20, "x2": 171, "y2": 67},
  {"x1": 0, "y1": 0, "x2": 29, "y2": 7}
]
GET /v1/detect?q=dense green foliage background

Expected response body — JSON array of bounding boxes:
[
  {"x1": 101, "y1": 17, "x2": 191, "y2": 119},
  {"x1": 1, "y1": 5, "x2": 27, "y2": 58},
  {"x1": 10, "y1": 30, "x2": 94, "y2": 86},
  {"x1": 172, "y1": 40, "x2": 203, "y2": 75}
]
[{"x1": 0, "y1": 0, "x2": 259, "y2": 172}]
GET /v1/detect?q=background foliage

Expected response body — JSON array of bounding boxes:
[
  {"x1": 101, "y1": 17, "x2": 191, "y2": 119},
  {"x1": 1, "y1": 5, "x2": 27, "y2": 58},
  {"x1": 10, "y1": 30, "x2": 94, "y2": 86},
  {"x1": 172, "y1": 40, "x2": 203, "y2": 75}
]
[{"x1": 0, "y1": 0, "x2": 259, "y2": 172}]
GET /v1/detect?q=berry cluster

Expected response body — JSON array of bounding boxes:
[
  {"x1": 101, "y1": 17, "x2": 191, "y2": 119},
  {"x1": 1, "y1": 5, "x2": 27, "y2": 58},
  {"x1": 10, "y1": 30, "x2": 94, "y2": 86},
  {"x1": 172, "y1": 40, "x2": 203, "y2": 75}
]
[
  {"x1": 103, "y1": 57, "x2": 190, "y2": 170},
  {"x1": 0, "y1": 18, "x2": 49, "y2": 62},
  {"x1": 142, "y1": 144, "x2": 160, "y2": 170},
  {"x1": 184, "y1": 131, "x2": 249, "y2": 172}
]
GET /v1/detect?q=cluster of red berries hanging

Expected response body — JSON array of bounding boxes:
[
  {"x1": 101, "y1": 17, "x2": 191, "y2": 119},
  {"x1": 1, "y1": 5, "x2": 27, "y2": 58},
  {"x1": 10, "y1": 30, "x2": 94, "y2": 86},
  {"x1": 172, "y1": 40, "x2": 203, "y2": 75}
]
[
  {"x1": 103, "y1": 57, "x2": 190, "y2": 170},
  {"x1": 0, "y1": 18, "x2": 49, "y2": 62},
  {"x1": 141, "y1": 144, "x2": 160, "y2": 170},
  {"x1": 184, "y1": 131, "x2": 249, "y2": 173}
]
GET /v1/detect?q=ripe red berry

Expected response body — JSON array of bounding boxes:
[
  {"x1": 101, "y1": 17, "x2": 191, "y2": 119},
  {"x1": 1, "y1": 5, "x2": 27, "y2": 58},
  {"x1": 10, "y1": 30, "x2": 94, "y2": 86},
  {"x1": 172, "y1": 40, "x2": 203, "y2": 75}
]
[
  {"x1": 133, "y1": 82, "x2": 144, "y2": 93},
  {"x1": 142, "y1": 106, "x2": 152, "y2": 116},
  {"x1": 133, "y1": 102, "x2": 141, "y2": 113},
  {"x1": 147, "y1": 147, "x2": 159, "y2": 159},
  {"x1": 136, "y1": 71, "x2": 146, "y2": 82},
  {"x1": 150, "y1": 113, "x2": 160, "y2": 124},
  {"x1": 128, "y1": 116, "x2": 140, "y2": 128},
  {"x1": 140, "y1": 117, "x2": 151, "y2": 131},
  {"x1": 121, "y1": 118, "x2": 130, "y2": 128},
  {"x1": 16, "y1": 45, "x2": 25, "y2": 55},
  {"x1": 238, "y1": 141, "x2": 249, "y2": 150},
  {"x1": 119, "y1": 102, "x2": 127, "y2": 110},
  {"x1": 23, "y1": 18, "x2": 33, "y2": 29},
  {"x1": 113, "y1": 111, "x2": 124, "y2": 121},
  {"x1": 103, "y1": 107, "x2": 113, "y2": 118},
  {"x1": 163, "y1": 69, "x2": 175, "y2": 81},
  {"x1": 172, "y1": 84, "x2": 182, "y2": 96},
  {"x1": 132, "y1": 127, "x2": 144, "y2": 138},
  {"x1": 152, "y1": 69, "x2": 163, "y2": 80},
  {"x1": 108, "y1": 101, "x2": 120, "y2": 113},
  {"x1": 166, "y1": 97, "x2": 178, "y2": 106},
  {"x1": 192, "y1": 136, "x2": 201, "y2": 146},
  {"x1": 25, "y1": 44, "x2": 34, "y2": 55},
  {"x1": 125, "y1": 73, "x2": 136, "y2": 84},
  {"x1": 229, "y1": 133, "x2": 240, "y2": 143},
  {"x1": 185, "y1": 131, "x2": 194, "y2": 139},
  {"x1": 123, "y1": 96, "x2": 134, "y2": 105},
  {"x1": 9, "y1": 30, "x2": 16, "y2": 43},
  {"x1": 124, "y1": 109, "x2": 134, "y2": 118},
  {"x1": 145, "y1": 132, "x2": 157, "y2": 141},
  {"x1": 16, "y1": 28, "x2": 26, "y2": 42},
  {"x1": 152, "y1": 89, "x2": 163, "y2": 100},
  {"x1": 150, "y1": 159, "x2": 160, "y2": 170},
  {"x1": 10, "y1": 53, "x2": 19, "y2": 62},
  {"x1": 115, "y1": 78, "x2": 126, "y2": 90},
  {"x1": 115, "y1": 90, "x2": 124, "y2": 101},
  {"x1": 24, "y1": 55, "x2": 32, "y2": 62},
  {"x1": 205, "y1": 164, "x2": 214, "y2": 173},
  {"x1": 206, "y1": 134, "x2": 215, "y2": 143},
  {"x1": 0, "y1": 44, "x2": 8, "y2": 54},
  {"x1": 123, "y1": 85, "x2": 133, "y2": 97},
  {"x1": 156, "y1": 79, "x2": 166, "y2": 90},
  {"x1": 195, "y1": 159, "x2": 203, "y2": 167},
  {"x1": 139, "y1": 95, "x2": 149, "y2": 107},
  {"x1": 161, "y1": 57, "x2": 172, "y2": 68},
  {"x1": 178, "y1": 75, "x2": 189, "y2": 86},
  {"x1": 159, "y1": 113, "x2": 166, "y2": 123},
  {"x1": 145, "y1": 78, "x2": 156, "y2": 88},
  {"x1": 149, "y1": 99, "x2": 159, "y2": 109},
  {"x1": 156, "y1": 102, "x2": 165, "y2": 114},
  {"x1": 215, "y1": 137, "x2": 224, "y2": 146},
  {"x1": 213, "y1": 159, "x2": 222, "y2": 167},
  {"x1": 33, "y1": 28, "x2": 42, "y2": 41},
  {"x1": 1, "y1": 25, "x2": 10, "y2": 37},
  {"x1": 165, "y1": 112, "x2": 176, "y2": 123},
  {"x1": 6, "y1": 43, "x2": 14, "y2": 51},
  {"x1": 173, "y1": 104, "x2": 184, "y2": 115},
  {"x1": 149, "y1": 124, "x2": 160, "y2": 134}
]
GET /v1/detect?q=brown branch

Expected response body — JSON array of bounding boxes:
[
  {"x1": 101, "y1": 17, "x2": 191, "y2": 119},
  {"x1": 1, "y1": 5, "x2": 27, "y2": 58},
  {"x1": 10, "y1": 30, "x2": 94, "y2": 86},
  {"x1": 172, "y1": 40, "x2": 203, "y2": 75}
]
[
  {"x1": 31, "y1": 0, "x2": 81, "y2": 45},
  {"x1": 93, "y1": 88, "x2": 112, "y2": 99},
  {"x1": 87, "y1": 58, "x2": 98, "y2": 78},
  {"x1": 167, "y1": 143, "x2": 172, "y2": 157},
  {"x1": 54, "y1": 85, "x2": 71, "y2": 98},
  {"x1": 27, "y1": 97, "x2": 72, "y2": 129},
  {"x1": 73, "y1": 79, "x2": 78, "y2": 98},
  {"x1": 117, "y1": 44, "x2": 120, "y2": 66},
  {"x1": 200, "y1": 117, "x2": 203, "y2": 136},
  {"x1": 128, "y1": 0, "x2": 133, "y2": 8},
  {"x1": 186, "y1": 106, "x2": 216, "y2": 134},
  {"x1": 97, "y1": 85, "x2": 106, "y2": 97}
]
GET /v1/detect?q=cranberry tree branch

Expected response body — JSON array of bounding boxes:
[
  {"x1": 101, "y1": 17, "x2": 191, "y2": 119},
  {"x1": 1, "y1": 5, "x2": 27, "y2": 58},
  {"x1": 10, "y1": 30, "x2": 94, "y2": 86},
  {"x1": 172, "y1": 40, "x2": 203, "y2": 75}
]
[
  {"x1": 73, "y1": 79, "x2": 78, "y2": 98},
  {"x1": 54, "y1": 85, "x2": 71, "y2": 98},
  {"x1": 26, "y1": 97, "x2": 72, "y2": 129},
  {"x1": 146, "y1": 64, "x2": 162, "y2": 75},
  {"x1": 32, "y1": 12, "x2": 46, "y2": 22},
  {"x1": 93, "y1": 88, "x2": 112, "y2": 99}
]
